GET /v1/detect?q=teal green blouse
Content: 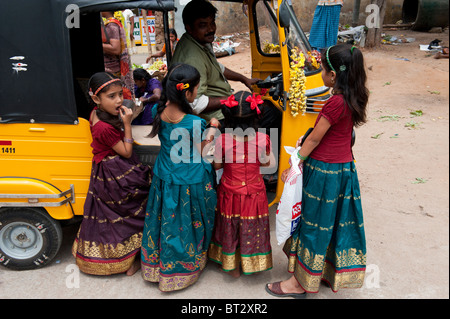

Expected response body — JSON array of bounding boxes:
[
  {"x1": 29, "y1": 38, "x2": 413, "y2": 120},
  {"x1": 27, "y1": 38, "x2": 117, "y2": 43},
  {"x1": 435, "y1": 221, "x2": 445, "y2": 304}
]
[{"x1": 152, "y1": 105, "x2": 212, "y2": 185}]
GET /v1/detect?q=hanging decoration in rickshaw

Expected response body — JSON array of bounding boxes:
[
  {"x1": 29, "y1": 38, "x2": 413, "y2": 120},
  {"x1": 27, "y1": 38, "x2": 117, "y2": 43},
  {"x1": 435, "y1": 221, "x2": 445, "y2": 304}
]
[
  {"x1": 262, "y1": 41, "x2": 281, "y2": 54},
  {"x1": 288, "y1": 47, "x2": 307, "y2": 117}
]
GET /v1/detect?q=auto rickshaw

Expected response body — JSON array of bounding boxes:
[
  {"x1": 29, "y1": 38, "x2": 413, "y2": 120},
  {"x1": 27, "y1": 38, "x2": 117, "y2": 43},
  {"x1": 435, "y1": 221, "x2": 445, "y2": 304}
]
[
  {"x1": 0, "y1": 0, "x2": 329, "y2": 270},
  {"x1": 0, "y1": 0, "x2": 174, "y2": 270}
]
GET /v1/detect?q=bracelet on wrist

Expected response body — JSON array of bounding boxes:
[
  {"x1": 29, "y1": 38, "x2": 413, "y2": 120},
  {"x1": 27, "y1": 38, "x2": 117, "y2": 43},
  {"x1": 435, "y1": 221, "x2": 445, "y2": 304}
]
[
  {"x1": 297, "y1": 150, "x2": 308, "y2": 161},
  {"x1": 124, "y1": 137, "x2": 134, "y2": 144}
]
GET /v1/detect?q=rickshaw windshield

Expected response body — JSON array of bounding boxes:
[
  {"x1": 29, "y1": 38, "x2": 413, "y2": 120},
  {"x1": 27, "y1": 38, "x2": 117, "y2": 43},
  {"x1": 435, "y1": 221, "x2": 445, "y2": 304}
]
[
  {"x1": 254, "y1": 0, "x2": 280, "y2": 56},
  {"x1": 282, "y1": 2, "x2": 321, "y2": 73}
]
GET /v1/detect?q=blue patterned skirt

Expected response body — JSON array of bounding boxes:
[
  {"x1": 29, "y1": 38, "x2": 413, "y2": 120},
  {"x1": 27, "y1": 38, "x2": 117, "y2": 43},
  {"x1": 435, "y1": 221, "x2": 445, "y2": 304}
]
[
  {"x1": 309, "y1": 5, "x2": 342, "y2": 50},
  {"x1": 141, "y1": 171, "x2": 217, "y2": 292},
  {"x1": 283, "y1": 158, "x2": 366, "y2": 293}
]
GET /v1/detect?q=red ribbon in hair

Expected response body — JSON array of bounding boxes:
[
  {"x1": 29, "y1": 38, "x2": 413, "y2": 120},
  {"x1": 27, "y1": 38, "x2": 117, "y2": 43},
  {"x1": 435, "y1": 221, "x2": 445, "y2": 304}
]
[
  {"x1": 245, "y1": 93, "x2": 263, "y2": 114},
  {"x1": 220, "y1": 95, "x2": 239, "y2": 108}
]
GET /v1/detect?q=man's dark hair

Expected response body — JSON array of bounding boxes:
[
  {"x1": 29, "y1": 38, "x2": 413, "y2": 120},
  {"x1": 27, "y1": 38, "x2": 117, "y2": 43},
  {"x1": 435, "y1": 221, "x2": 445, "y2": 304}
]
[{"x1": 182, "y1": 0, "x2": 218, "y2": 27}]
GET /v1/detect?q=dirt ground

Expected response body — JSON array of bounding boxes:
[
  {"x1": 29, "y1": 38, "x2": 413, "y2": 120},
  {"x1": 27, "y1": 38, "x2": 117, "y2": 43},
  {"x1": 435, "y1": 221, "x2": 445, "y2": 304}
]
[
  {"x1": 0, "y1": 29, "x2": 448, "y2": 301},
  {"x1": 219, "y1": 29, "x2": 450, "y2": 298}
]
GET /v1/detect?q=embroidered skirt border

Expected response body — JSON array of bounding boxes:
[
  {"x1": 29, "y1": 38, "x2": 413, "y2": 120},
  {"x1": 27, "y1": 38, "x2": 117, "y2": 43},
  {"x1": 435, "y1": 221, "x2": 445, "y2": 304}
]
[
  {"x1": 141, "y1": 252, "x2": 208, "y2": 292},
  {"x1": 72, "y1": 233, "x2": 142, "y2": 275},
  {"x1": 208, "y1": 241, "x2": 273, "y2": 274}
]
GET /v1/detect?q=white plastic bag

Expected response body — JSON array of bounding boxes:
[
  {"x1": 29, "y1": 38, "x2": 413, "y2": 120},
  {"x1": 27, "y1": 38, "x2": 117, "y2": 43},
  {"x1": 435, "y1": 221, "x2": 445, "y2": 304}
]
[{"x1": 275, "y1": 146, "x2": 303, "y2": 245}]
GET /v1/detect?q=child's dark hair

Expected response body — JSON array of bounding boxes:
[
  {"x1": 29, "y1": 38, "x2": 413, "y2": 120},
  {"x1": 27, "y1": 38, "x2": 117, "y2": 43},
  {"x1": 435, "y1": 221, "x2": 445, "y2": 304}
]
[
  {"x1": 88, "y1": 72, "x2": 124, "y2": 130},
  {"x1": 169, "y1": 28, "x2": 178, "y2": 39},
  {"x1": 182, "y1": 0, "x2": 217, "y2": 27},
  {"x1": 149, "y1": 63, "x2": 200, "y2": 137},
  {"x1": 221, "y1": 91, "x2": 264, "y2": 135},
  {"x1": 133, "y1": 68, "x2": 152, "y2": 82},
  {"x1": 321, "y1": 44, "x2": 369, "y2": 127}
]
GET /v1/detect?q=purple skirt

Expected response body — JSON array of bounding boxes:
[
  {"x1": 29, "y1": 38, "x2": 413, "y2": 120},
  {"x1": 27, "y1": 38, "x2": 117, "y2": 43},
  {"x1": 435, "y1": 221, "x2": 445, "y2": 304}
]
[{"x1": 72, "y1": 153, "x2": 151, "y2": 275}]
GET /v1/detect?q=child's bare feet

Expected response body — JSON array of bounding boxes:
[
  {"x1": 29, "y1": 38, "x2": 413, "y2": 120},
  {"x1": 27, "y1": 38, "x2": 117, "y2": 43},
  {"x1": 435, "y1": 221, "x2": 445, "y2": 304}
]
[
  {"x1": 218, "y1": 264, "x2": 241, "y2": 278},
  {"x1": 228, "y1": 268, "x2": 241, "y2": 278},
  {"x1": 126, "y1": 260, "x2": 140, "y2": 276}
]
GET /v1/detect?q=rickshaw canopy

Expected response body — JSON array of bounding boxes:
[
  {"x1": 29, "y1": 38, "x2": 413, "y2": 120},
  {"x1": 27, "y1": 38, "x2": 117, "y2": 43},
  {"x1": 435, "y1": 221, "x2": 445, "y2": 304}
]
[{"x1": 0, "y1": 0, "x2": 175, "y2": 124}]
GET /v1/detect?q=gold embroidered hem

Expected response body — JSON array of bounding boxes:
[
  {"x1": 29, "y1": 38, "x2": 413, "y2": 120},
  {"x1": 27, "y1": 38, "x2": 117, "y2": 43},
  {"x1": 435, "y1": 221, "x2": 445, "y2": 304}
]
[
  {"x1": 208, "y1": 242, "x2": 273, "y2": 274},
  {"x1": 284, "y1": 237, "x2": 366, "y2": 293},
  {"x1": 72, "y1": 232, "x2": 142, "y2": 275},
  {"x1": 141, "y1": 253, "x2": 208, "y2": 292},
  {"x1": 73, "y1": 251, "x2": 138, "y2": 275}
]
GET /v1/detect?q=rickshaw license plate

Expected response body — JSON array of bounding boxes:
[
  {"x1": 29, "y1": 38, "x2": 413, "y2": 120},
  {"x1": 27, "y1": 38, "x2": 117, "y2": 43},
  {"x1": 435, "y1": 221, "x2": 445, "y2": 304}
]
[{"x1": 0, "y1": 141, "x2": 15, "y2": 154}]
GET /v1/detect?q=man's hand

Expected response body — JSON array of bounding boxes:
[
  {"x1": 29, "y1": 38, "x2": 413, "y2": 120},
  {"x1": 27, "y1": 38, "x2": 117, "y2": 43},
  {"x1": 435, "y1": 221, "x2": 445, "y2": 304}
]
[{"x1": 242, "y1": 77, "x2": 261, "y2": 92}]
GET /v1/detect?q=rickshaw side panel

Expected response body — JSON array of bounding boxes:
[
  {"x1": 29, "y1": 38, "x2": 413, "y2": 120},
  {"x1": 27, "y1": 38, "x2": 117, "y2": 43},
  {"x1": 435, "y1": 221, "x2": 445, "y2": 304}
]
[
  {"x1": 0, "y1": 118, "x2": 93, "y2": 218},
  {"x1": 0, "y1": 178, "x2": 76, "y2": 220}
]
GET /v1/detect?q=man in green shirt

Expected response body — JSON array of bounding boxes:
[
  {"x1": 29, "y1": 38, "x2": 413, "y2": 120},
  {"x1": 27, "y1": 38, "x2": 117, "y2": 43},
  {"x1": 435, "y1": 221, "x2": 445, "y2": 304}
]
[{"x1": 171, "y1": 0, "x2": 260, "y2": 122}]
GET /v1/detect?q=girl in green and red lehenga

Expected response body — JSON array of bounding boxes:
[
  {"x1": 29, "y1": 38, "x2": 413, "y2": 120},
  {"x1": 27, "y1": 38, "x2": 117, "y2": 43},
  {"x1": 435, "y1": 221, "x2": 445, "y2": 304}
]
[
  {"x1": 140, "y1": 64, "x2": 217, "y2": 292},
  {"x1": 208, "y1": 91, "x2": 276, "y2": 278},
  {"x1": 266, "y1": 44, "x2": 369, "y2": 298}
]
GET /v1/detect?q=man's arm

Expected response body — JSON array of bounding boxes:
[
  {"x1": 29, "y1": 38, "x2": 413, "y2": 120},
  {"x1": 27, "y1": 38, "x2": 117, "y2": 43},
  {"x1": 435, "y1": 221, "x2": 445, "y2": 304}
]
[
  {"x1": 199, "y1": 67, "x2": 260, "y2": 113},
  {"x1": 223, "y1": 67, "x2": 260, "y2": 92}
]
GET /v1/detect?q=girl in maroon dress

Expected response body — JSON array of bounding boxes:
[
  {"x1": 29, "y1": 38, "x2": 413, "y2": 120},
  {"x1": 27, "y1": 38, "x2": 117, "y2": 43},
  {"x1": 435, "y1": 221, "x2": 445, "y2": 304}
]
[
  {"x1": 72, "y1": 72, "x2": 151, "y2": 276},
  {"x1": 208, "y1": 91, "x2": 276, "y2": 278}
]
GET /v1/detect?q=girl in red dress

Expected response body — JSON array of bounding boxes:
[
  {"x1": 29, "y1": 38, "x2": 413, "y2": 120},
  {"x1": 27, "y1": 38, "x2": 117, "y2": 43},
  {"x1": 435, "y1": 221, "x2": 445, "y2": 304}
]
[
  {"x1": 72, "y1": 72, "x2": 151, "y2": 276},
  {"x1": 208, "y1": 91, "x2": 276, "y2": 278}
]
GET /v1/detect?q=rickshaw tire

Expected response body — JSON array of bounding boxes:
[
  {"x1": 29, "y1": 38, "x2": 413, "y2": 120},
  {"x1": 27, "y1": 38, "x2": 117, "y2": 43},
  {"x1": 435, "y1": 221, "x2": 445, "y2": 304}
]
[{"x1": 0, "y1": 207, "x2": 63, "y2": 270}]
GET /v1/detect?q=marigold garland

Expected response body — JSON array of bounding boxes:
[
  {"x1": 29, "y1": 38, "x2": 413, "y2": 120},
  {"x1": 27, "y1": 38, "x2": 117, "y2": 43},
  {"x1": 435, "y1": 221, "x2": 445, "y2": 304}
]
[
  {"x1": 289, "y1": 48, "x2": 307, "y2": 117},
  {"x1": 262, "y1": 41, "x2": 280, "y2": 54},
  {"x1": 307, "y1": 51, "x2": 320, "y2": 69}
]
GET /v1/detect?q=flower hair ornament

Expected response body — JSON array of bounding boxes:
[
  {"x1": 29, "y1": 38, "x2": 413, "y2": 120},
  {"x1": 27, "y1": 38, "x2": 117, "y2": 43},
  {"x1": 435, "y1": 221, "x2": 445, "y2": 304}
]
[
  {"x1": 245, "y1": 93, "x2": 263, "y2": 115},
  {"x1": 220, "y1": 95, "x2": 239, "y2": 108},
  {"x1": 176, "y1": 83, "x2": 190, "y2": 91}
]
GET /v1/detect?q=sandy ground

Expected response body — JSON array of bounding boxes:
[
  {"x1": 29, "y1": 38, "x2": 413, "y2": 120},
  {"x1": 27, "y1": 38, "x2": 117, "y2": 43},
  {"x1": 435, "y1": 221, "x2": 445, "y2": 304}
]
[
  {"x1": 0, "y1": 29, "x2": 448, "y2": 301},
  {"x1": 217, "y1": 29, "x2": 450, "y2": 299}
]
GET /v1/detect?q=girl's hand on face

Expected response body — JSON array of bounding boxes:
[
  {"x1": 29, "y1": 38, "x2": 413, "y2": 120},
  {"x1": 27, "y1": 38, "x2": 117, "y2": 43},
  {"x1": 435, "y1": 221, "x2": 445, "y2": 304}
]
[{"x1": 119, "y1": 105, "x2": 133, "y2": 125}]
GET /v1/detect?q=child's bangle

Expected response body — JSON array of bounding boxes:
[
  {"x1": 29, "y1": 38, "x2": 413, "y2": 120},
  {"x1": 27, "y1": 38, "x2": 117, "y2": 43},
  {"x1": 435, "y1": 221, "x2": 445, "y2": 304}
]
[
  {"x1": 124, "y1": 137, "x2": 134, "y2": 144},
  {"x1": 297, "y1": 151, "x2": 308, "y2": 161}
]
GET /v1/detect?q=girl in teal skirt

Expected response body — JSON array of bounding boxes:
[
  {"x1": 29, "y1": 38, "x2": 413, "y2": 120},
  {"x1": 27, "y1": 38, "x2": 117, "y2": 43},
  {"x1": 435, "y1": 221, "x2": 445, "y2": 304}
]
[
  {"x1": 140, "y1": 63, "x2": 218, "y2": 292},
  {"x1": 266, "y1": 44, "x2": 369, "y2": 298}
]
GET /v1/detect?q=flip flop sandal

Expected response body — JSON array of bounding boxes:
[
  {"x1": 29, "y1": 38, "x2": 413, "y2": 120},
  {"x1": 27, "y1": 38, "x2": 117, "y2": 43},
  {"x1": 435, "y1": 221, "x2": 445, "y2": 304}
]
[{"x1": 265, "y1": 281, "x2": 307, "y2": 299}]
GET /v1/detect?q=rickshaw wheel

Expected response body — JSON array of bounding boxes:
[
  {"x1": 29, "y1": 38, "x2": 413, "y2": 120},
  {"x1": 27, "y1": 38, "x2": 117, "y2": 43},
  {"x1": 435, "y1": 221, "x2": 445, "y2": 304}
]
[{"x1": 0, "y1": 207, "x2": 63, "y2": 270}]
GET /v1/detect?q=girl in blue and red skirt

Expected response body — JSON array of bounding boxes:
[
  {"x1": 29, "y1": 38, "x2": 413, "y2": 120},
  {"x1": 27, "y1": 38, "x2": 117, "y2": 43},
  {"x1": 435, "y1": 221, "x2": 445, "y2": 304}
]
[{"x1": 266, "y1": 44, "x2": 369, "y2": 298}]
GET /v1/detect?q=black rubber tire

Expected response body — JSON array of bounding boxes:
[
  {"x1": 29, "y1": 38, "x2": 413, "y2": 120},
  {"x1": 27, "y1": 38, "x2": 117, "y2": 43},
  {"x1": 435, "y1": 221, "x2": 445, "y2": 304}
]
[{"x1": 0, "y1": 207, "x2": 63, "y2": 270}]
